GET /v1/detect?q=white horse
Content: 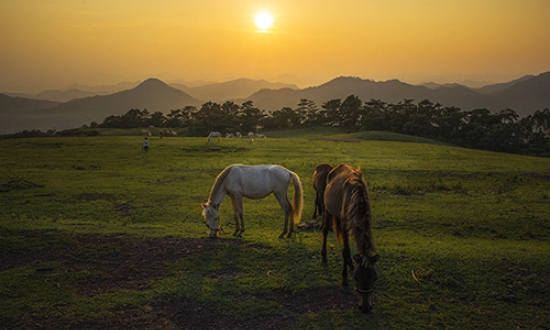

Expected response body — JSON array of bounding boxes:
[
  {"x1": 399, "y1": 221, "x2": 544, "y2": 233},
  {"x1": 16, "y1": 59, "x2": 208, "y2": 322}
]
[
  {"x1": 207, "y1": 131, "x2": 222, "y2": 142},
  {"x1": 201, "y1": 164, "x2": 303, "y2": 238}
]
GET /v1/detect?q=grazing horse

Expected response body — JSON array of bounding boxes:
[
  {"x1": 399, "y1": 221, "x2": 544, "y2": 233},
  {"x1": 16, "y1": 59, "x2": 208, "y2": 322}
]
[
  {"x1": 311, "y1": 163, "x2": 333, "y2": 219},
  {"x1": 321, "y1": 163, "x2": 379, "y2": 313},
  {"x1": 201, "y1": 164, "x2": 303, "y2": 239},
  {"x1": 207, "y1": 131, "x2": 222, "y2": 142}
]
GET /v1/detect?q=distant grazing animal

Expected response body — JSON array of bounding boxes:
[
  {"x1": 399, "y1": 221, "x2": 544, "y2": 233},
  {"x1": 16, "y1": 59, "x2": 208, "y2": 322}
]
[
  {"x1": 207, "y1": 131, "x2": 222, "y2": 142},
  {"x1": 201, "y1": 164, "x2": 303, "y2": 239},
  {"x1": 321, "y1": 163, "x2": 379, "y2": 314},
  {"x1": 255, "y1": 133, "x2": 266, "y2": 138},
  {"x1": 311, "y1": 163, "x2": 333, "y2": 220},
  {"x1": 235, "y1": 132, "x2": 242, "y2": 138},
  {"x1": 142, "y1": 129, "x2": 151, "y2": 137},
  {"x1": 226, "y1": 133, "x2": 234, "y2": 138}
]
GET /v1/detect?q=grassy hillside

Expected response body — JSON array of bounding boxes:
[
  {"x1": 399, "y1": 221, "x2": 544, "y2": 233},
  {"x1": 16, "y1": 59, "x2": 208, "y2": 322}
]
[{"x1": 1, "y1": 131, "x2": 549, "y2": 329}]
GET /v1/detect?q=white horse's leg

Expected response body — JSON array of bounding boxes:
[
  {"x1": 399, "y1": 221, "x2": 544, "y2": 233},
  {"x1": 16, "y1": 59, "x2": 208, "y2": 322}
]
[
  {"x1": 229, "y1": 195, "x2": 241, "y2": 236},
  {"x1": 274, "y1": 191, "x2": 292, "y2": 238},
  {"x1": 237, "y1": 197, "x2": 245, "y2": 236},
  {"x1": 230, "y1": 195, "x2": 245, "y2": 237}
]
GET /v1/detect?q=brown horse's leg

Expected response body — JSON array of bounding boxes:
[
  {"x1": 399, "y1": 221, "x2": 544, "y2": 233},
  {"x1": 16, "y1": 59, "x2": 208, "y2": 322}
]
[
  {"x1": 313, "y1": 192, "x2": 320, "y2": 219},
  {"x1": 341, "y1": 234, "x2": 354, "y2": 290},
  {"x1": 321, "y1": 211, "x2": 331, "y2": 267}
]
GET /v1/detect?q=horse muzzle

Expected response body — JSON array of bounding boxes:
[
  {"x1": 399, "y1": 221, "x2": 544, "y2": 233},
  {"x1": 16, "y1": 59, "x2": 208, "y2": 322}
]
[
  {"x1": 356, "y1": 288, "x2": 375, "y2": 314},
  {"x1": 358, "y1": 303, "x2": 373, "y2": 314},
  {"x1": 207, "y1": 224, "x2": 221, "y2": 238}
]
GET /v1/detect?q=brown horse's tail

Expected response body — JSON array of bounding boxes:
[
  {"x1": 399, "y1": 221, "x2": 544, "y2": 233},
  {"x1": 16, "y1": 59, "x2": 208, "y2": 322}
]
[{"x1": 289, "y1": 170, "x2": 303, "y2": 225}]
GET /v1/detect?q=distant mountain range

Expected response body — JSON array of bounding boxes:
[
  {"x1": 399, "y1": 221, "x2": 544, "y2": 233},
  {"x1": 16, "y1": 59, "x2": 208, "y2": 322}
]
[
  {"x1": 1, "y1": 73, "x2": 549, "y2": 134},
  {"x1": 171, "y1": 78, "x2": 298, "y2": 103},
  {"x1": 244, "y1": 72, "x2": 550, "y2": 116}
]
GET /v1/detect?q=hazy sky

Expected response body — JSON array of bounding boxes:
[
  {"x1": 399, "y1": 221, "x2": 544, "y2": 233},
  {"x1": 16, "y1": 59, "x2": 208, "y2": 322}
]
[{"x1": 2, "y1": 0, "x2": 550, "y2": 93}]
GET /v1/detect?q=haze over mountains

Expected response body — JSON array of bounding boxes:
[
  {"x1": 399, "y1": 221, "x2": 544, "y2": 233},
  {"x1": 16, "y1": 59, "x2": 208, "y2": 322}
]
[{"x1": 1, "y1": 72, "x2": 549, "y2": 134}]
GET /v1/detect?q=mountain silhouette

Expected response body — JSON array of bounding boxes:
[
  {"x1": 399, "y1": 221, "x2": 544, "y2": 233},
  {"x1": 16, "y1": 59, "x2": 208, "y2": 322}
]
[
  {"x1": 488, "y1": 71, "x2": 550, "y2": 116},
  {"x1": 244, "y1": 76, "x2": 507, "y2": 112},
  {"x1": 474, "y1": 75, "x2": 534, "y2": 94},
  {"x1": 1, "y1": 73, "x2": 549, "y2": 134},
  {"x1": 243, "y1": 73, "x2": 549, "y2": 116},
  {"x1": 171, "y1": 78, "x2": 298, "y2": 102},
  {"x1": 5, "y1": 78, "x2": 201, "y2": 132}
]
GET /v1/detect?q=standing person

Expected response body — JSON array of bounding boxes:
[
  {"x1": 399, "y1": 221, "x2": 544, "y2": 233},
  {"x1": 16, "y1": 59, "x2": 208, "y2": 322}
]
[{"x1": 142, "y1": 137, "x2": 150, "y2": 152}]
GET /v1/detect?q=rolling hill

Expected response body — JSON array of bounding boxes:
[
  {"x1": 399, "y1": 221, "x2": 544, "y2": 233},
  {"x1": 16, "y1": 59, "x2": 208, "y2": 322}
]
[
  {"x1": 0, "y1": 79, "x2": 200, "y2": 133},
  {"x1": 244, "y1": 72, "x2": 549, "y2": 116},
  {"x1": 488, "y1": 71, "x2": 550, "y2": 115},
  {"x1": 0, "y1": 94, "x2": 61, "y2": 133},
  {"x1": 171, "y1": 78, "x2": 298, "y2": 102},
  {"x1": 1, "y1": 72, "x2": 549, "y2": 134}
]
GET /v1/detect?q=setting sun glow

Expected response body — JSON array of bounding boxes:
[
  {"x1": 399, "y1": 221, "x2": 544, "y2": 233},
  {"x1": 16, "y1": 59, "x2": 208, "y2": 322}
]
[
  {"x1": 254, "y1": 11, "x2": 273, "y2": 31},
  {"x1": 1, "y1": 1, "x2": 549, "y2": 93}
]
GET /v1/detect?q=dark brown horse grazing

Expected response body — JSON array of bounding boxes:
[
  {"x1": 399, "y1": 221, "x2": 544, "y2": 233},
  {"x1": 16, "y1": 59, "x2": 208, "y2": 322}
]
[
  {"x1": 321, "y1": 163, "x2": 379, "y2": 314},
  {"x1": 311, "y1": 163, "x2": 333, "y2": 219}
]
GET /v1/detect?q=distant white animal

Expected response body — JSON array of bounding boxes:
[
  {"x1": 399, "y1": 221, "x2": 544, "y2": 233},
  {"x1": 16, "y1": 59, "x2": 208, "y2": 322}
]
[
  {"x1": 235, "y1": 132, "x2": 242, "y2": 138},
  {"x1": 226, "y1": 133, "x2": 234, "y2": 138},
  {"x1": 256, "y1": 133, "x2": 266, "y2": 139},
  {"x1": 207, "y1": 131, "x2": 222, "y2": 142}
]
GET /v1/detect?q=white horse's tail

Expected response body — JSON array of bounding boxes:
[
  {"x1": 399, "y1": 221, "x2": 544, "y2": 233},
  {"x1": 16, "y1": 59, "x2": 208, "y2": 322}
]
[{"x1": 288, "y1": 170, "x2": 303, "y2": 225}]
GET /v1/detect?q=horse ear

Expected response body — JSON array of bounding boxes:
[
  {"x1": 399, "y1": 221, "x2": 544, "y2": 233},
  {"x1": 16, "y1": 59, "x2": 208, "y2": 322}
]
[{"x1": 371, "y1": 254, "x2": 380, "y2": 263}]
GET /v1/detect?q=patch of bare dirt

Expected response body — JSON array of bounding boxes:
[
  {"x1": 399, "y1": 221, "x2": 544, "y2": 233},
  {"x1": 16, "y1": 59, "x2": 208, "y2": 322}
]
[{"x1": 2, "y1": 231, "x2": 359, "y2": 329}]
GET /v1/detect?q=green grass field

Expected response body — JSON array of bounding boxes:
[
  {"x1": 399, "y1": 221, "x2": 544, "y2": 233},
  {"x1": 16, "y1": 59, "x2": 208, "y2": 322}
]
[{"x1": 1, "y1": 128, "x2": 549, "y2": 329}]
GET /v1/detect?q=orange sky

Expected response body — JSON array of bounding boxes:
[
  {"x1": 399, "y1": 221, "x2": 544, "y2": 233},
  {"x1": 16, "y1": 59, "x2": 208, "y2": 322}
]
[{"x1": 1, "y1": 0, "x2": 550, "y2": 93}]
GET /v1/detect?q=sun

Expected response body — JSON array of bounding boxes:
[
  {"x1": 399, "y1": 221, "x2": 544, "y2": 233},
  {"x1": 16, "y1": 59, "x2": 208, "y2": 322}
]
[{"x1": 254, "y1": 11, "x2": 273, "y2": 31}]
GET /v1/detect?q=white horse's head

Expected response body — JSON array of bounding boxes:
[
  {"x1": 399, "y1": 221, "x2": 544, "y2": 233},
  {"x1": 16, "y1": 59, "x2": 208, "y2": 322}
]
[{"x1": 201, "y1": 202, "x2": 220, "y2": 238}]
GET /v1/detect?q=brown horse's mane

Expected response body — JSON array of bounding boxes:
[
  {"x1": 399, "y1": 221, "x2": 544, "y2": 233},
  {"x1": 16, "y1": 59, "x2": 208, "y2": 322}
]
[
  {"x1": 345, "y1": 172, "x2": 376, "y2": 262},
  {"x1": 327, "y1": 165, "x2": 376, "y2": 263}
]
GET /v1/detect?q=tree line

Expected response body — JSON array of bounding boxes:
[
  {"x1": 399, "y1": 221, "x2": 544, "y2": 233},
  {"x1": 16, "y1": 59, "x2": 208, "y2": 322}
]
[{"x1": 94, "y1": 96, "x2": 550, "y2": 156}]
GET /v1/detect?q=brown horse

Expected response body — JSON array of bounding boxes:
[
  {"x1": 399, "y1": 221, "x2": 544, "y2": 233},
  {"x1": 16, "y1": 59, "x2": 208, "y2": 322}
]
[
  {"x1": 321, "y1": 163, "x2": 379, "y2": 313},
  {"x1": 311, "y1": 163, "x2": 333, "y2": 219}
]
